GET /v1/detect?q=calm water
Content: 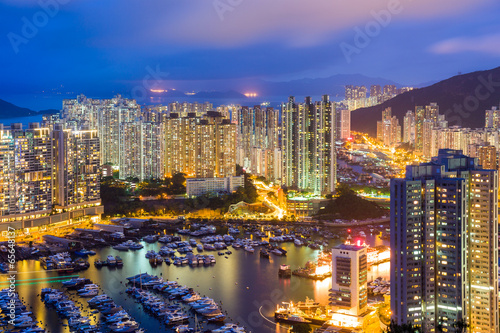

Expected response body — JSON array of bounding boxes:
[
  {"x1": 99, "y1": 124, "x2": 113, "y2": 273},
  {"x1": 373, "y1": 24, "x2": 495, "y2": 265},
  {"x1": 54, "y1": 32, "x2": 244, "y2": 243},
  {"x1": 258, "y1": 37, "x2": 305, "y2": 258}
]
[{"x1": 2, "y1": 232, "x2": 389, "y2": 333}]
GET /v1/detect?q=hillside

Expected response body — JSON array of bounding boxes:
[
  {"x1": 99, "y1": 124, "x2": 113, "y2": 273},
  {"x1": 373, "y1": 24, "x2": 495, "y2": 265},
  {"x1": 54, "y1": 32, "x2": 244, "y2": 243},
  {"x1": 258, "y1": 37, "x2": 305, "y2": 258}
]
[
  {"x1": 0, "y1": 99, "x2": 58, "y2": 119},
  {"x1": 351, "y1": 67, "x2": 500, "y2": 137}
]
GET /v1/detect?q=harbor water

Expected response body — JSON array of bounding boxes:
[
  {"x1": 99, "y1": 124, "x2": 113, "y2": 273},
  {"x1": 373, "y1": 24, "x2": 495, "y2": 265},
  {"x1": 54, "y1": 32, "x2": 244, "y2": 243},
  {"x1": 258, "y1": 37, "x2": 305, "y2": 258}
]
[{"x1": 2, "y1": 232, "x2": 389, "y2": 332}]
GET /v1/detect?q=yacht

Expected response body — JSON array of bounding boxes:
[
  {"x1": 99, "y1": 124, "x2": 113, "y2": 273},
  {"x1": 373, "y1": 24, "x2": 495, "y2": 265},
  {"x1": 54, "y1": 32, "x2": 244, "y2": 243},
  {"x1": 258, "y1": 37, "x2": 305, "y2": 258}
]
[
  {"x1": 244, "y1": 246, "x2": 254, "y2": 253},
  {"x1": 107, "y1": 255, "x2": 117, "y2": 266},
  {"x1": 112, "y1": 244, "x2": 129, "y2": 251}
]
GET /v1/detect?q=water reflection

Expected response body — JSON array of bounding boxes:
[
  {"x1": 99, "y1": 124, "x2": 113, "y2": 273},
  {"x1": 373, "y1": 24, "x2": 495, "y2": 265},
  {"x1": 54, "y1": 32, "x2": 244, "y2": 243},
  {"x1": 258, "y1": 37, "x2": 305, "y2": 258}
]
[{"x1": 1, "y1": 232, "x2": 390, "y2": 332}]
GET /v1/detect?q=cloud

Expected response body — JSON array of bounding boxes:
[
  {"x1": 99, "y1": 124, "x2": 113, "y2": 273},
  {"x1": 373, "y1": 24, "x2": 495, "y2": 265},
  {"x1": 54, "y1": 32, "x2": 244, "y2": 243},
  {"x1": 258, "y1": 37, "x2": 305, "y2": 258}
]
[
  {"x1": 63, "y1": 0, "x2": 495, "y2": 50},
  {"x1": 429, "y1": 33, "x2": 500, "y2": 56}
]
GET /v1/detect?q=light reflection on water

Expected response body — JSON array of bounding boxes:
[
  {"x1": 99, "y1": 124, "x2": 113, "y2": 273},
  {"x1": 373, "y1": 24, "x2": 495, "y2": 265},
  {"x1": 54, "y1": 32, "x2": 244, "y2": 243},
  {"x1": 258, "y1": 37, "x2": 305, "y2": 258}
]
[{"x1": 1, "y1": 231, "x2": 389, "y2": 332}]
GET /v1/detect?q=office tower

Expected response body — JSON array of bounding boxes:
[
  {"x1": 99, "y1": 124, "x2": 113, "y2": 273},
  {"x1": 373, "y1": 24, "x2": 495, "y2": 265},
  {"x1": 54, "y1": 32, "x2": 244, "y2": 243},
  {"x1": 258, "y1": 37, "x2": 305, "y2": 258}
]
[
  {"x1": 390, "y1": 149, "x2": 498, "y2": 333},
  {"x1": 52, "y1": 125, "x2": 100, "y2": 207},
  {"x1": 403, "y1": 110, "x2": 415, "y2": 144},
  {"x1": 330, "y1": 244, "x2": 368, "y2": 316},
  {"x1": 119, "y1": 119, "x2": 165, "y2": 181},
  {"x1": 376, "y1": 107, "x2": 401, "y2": 147},
  {"x1": 282, "y1": 95, "x2": 336, "y2": 195},
  {"x1": 164, "y1": 112, "x2": 236, "y2": 178},
  {"x1": 485, "y1": 106, "x2": 500, "y2": 129},
  {"x1": 478, "y1": 145, "x2": 497, "y2": 170},
  {"x1": 370, "y1": 85, "x2": 382, "y2": 98}
]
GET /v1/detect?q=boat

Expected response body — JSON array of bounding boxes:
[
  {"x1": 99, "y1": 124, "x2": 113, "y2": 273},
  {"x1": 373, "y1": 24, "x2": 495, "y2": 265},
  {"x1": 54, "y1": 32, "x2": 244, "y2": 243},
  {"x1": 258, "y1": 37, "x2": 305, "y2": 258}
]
[
  {"x1": 78, "y1": 284, "x2": 99, "y2": 294},
  {"x1": 244, "y1": 246, "x2": 254, "y2": 253},
  {"x1": 74, "y1": 248, "x2": 96, "y2": 256},
  {"x1": 279, "y1": 264, "x2": 292, "y2": 277},
  {"x1": 112, "y1": 244, "x2": 130, "y2": 251},
  {"x1": 107, "y1": 255, "x2": 117, "y2": 266},
  {"x1": 260, "y1": 249, "x2": 270, "y2": 258},
  {"x1": 115, "y1": 256, "x2": 124, "y2": 266},
  {"x1": 143, "y1": 235, "x2": 158, "y2": 243},
  {"x1": 129, "y1": 242, "x2": 144, "y2": 250},
  {"x1": 62, "y1": 277, "x2": 90, "y2": 289}
]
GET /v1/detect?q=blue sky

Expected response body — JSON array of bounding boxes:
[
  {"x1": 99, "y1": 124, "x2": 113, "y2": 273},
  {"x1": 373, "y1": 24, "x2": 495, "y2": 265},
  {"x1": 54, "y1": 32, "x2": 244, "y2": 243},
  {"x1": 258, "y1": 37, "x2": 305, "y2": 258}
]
[{"x1": 1, "y1": 0, "x2": 499, "y2": 100}]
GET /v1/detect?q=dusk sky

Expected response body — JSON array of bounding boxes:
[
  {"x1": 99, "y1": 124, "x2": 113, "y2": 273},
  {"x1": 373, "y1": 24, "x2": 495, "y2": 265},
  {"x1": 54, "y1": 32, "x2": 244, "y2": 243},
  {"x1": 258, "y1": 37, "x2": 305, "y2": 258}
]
[{"x1": 1, "y1": 0, "x2": 500, "y2": 105}]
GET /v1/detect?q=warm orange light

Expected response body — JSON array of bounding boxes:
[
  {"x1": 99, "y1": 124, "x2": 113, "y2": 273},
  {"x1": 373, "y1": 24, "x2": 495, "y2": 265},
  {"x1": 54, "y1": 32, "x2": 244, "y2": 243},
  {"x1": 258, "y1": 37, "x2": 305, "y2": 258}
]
[
  {"x1": 244, "y1": 92, "x2": 258, "y2": 98},
  {"x1": 150, "y1": 89, "x2": 167, "y2": 93},
  {"x1": 315, "y1": 265, "x2": 330, "y2": 275}
]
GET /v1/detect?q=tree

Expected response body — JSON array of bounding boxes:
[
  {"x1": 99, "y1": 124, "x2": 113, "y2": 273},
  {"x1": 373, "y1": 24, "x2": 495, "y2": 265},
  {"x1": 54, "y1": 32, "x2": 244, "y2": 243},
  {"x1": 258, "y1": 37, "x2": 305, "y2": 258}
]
[
  {"x1": 385, "y1": 320, "x2": 420, "y2": 333},
  {"x1": 291, "y1": 323, "x2": 312, "y2": 333},
  {"x1": 452, "y1": 319, "x2": 468, "y2": 333}
]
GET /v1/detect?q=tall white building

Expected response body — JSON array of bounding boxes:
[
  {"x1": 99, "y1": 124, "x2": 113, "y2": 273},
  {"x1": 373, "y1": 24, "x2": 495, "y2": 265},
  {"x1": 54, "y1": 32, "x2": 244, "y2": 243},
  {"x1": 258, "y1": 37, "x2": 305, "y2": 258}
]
[{"x1": 330, "y1": 244, "x2": 368, "y2": 317}]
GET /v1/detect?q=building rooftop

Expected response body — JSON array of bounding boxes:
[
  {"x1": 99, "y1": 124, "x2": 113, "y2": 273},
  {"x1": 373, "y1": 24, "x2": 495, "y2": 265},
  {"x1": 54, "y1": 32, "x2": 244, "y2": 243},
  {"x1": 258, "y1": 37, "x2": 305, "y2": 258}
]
[{"x1": 335, "y1": 243, "x2": 365, "y2": 251}]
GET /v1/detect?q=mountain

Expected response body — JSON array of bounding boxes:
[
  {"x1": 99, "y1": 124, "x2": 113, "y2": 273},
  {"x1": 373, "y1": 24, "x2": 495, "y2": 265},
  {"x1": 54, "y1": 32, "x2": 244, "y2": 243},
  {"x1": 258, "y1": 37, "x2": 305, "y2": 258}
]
[
  {"x1": 254, "y1": 74, "x2": 402, "y2": 98},
  {"x1": 0, "y1": 99, "x2": 58, "y2": 119},
  {"x1": 351, "y1": 67, "x2": 500, "y2": 137}
]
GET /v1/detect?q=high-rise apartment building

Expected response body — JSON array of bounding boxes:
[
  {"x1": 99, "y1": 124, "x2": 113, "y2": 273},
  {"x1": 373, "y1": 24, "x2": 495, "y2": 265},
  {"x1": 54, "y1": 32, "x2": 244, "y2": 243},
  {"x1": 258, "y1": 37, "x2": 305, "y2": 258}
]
[
  {"x1": 478, "y1": 144, "x2": 497, "y2": 170},
  {"x1": 338, "y1": 106, "x2": 351, "y2": 140},
  {"x1": 391, "y1": 149, "x2": 498, "y2": 333},
  {"x1": 330, "y1": 244, "x2": 368, "y2": 316},
  {"x1": 370, "y1": 85, "x2": 382, "y2": 98},
  {"x1": 403, "y1": 110, "x2": 415, "y2": 144},
  {"x1": 282, "y1": 95, "x2": 336, "y2": 195},
  {"x1": 119, "y1": 119, "x2": 165, "y2": 180},
  {"x1": 235, "y1": 105, "x2": 280, "y2": 182},
  {"x1": 485, "y1": 106, "x2": 500, "y2": 129},
  {"x1": 376, "y1": 107, "x2": 401, "y2": 147},
  {"x1": 345, "y1": 85, "x2": 367, "y2": 100},
  {"x1": 0, "y1": 122, "x2": 103, "y2": 231},
  {"x1": 52, "y1": 125, "x2": 100, "y2": 207},
  {"x1": 164, "y1": 112, "x2": 236, "y2": 178},
  {"x1": 1, "y1": 123, "x2": 53, "y2": 216}
]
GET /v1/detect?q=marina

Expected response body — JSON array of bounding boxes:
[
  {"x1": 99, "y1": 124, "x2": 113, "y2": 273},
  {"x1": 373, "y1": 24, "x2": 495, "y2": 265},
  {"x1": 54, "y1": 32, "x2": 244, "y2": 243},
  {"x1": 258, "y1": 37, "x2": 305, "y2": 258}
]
[{"x1": 1, "y1": 224, "x2": 390, "y2": 332}]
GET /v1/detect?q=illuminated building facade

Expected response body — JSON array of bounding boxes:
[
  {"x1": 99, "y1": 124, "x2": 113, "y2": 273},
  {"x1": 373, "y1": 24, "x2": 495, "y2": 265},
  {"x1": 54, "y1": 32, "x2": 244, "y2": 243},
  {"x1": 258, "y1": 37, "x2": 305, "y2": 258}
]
[
  {"x1": 0, "y1": 122, "x2": 103, "y2": 232},
  {"x1": 390, "y1": 149, "x2": 498, "y2": 332},
  {"x1": 119, "y1": 119, "x2": 165, "y2": 180},
  {"x1": 478, "y1": 144, "x2": 497, "y2": 170},
  {"x1": 164, "y1": 112, "x2": 236, "y2": 178},
  {"x1": 376, "y1": 107, "x2": 401, "y2": 147},
  {"x1": 485, "y1": 106, "x2": 500, "y2": 129},
  {"x1": 282, "y1": 95, "x2": 336, "y2": 195},
  {"x1": 186, "y1": 175, "x2": 244, "y2": 197},
  {"x1": 235, "y1": 105, "x2": 280, "y2": 182},
  {"x1": 52, "y1": 125, "x2": 100, "y2": 207},
  {"x1": 330, "y1": 244, "x2": 368, "y2": 316},
  {"x1": 403, "y1": 110, "x2": 415, "y2": 144}
]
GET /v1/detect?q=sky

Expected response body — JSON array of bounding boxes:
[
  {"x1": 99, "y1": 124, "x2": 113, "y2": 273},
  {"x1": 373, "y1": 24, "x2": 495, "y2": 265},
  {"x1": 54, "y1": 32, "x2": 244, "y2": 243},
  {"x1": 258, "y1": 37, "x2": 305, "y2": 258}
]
[{"x1": 1, "y1": 0, "x2": 500, "y2": 108}]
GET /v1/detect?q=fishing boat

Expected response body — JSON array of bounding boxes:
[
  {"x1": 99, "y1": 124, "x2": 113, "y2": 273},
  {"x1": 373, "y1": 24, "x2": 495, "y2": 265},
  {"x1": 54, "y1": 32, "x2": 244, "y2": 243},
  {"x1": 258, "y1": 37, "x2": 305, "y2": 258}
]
[{"x1": 260, "y1": 249, "x2": 270, "y2": 258}]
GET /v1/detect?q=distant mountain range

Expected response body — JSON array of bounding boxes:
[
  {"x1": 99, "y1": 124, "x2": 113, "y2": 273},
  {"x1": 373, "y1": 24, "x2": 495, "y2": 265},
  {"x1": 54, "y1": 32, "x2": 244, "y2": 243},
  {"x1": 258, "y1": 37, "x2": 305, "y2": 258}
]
[
  {"x1": 351, "y1": 67, "x2": 500, "y2": 136},
  {"x1": 0, "y1": 99, "x2": 58, "y2": 119}
]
